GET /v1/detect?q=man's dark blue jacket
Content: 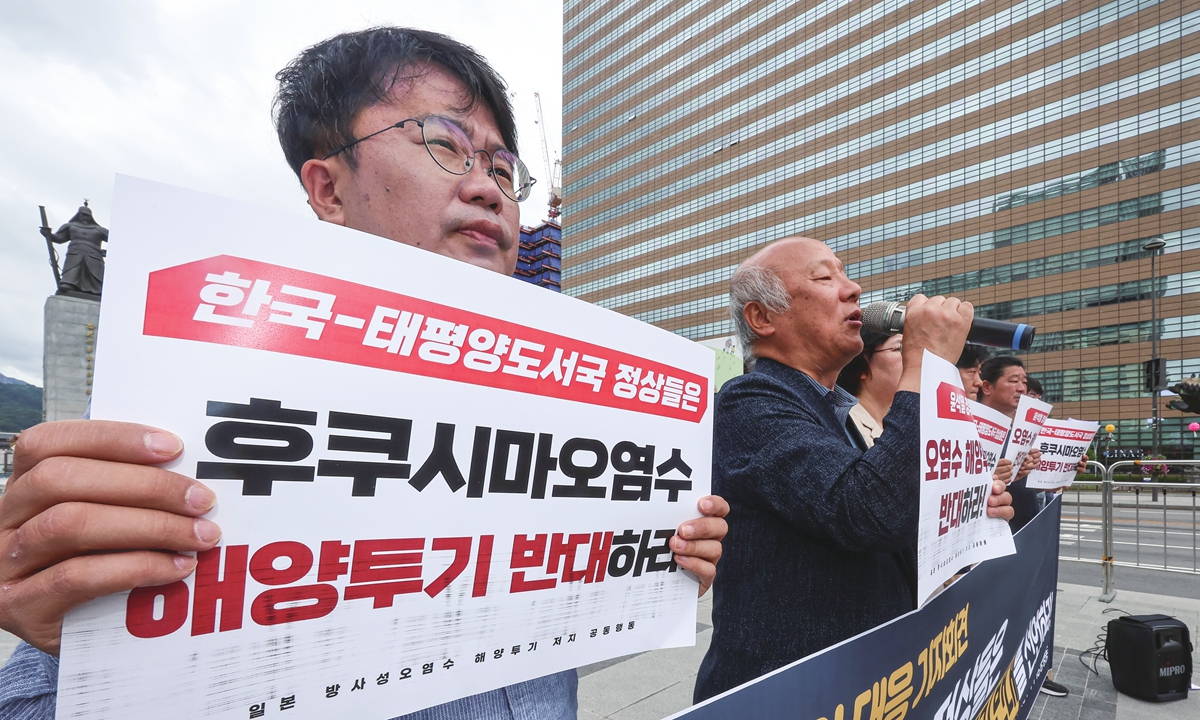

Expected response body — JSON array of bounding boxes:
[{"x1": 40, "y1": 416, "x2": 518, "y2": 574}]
[{"x1": 694, "y1": 358, "x2": 921, "y2": 702}]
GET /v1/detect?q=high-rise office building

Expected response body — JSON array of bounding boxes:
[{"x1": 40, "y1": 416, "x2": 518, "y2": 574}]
[
  {"x1": 514, "y1": 221, "x2": 563, "y2": 291},
  {"x1": 562, "y1": 0, "x2": 1200, "y2": 455}
]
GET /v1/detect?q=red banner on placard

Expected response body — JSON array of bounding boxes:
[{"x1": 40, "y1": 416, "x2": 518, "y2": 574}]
[
  {"x1": 936, "y1": 382, "x2": 972, "y2": 422},
  {"x1": 972, "y1": 416, "x2": 1008, "y2": 444},
  {"x1": 143, "y1": 256, "x2": 708, "y2": 421},
  {"x1": 1025, "y1": 407, "x2": 1048, "y2": 425},
  {"x1": 1038, "y1": 424, "x2": 1095, "y2": 441}
]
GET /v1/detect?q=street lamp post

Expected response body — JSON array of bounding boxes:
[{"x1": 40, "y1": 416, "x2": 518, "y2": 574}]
[{"x1": 1144, "y1": 237, "x2": 1167, "y2": 500}]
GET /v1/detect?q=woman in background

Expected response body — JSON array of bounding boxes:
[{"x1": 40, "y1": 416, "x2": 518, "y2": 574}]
[{"x1": 836, "y1": 329, "x2": 903, "y2": 448}]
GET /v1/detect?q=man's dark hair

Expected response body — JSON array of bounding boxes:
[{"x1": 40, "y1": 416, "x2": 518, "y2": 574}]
[
  {"x1": 956, "y1": 343, "x2": 989, "y2": 370},
  {"x1": 1026, "y1": 376, "x2": 1043, "y2": 397},
  {"x1": 980, "y1": 356, "x2": 1024, "y2": 384},
  {"x1": 836, "y1": 328, "x2": 893, "y2": 396},
  {"x1": 273, "y1": 27, "x2": 517, "y2": 179}
]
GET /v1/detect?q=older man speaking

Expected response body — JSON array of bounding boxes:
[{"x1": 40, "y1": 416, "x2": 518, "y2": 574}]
[{"x1": 694, "y1": 238, "x2": 1014, "y2": 701}]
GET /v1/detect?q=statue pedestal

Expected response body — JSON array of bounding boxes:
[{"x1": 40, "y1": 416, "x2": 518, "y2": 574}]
[{"x1": 43, "y1": 295, "x2": 101, "y2": 422}]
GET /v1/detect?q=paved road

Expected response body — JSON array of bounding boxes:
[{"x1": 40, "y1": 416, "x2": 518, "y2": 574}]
[{"x1": 1059, "y1": 490, "x2": 1199, "y2": 572}]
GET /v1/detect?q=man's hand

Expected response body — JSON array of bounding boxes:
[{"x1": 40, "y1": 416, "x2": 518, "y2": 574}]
[
  {"x1": 993, "y1": 458, "x2": 1014, "y2": 485},
  {"x1": 670, "y1": 495, "x2": 729, "y2": 597},
  {"x1": 0, "y1": 420, "x2": 221, "y2": 655},
  {"x1": 1017, "y1": 449, "x2": 1040, "y2": 480},
  {"x1": 897, "y1": 294, "x2": 973, "y2": 392},
  {"x1": 1075, "y1": 457, "x2": 1088, "y2": 475},
  {"x1": 987, "y1": 479, "x2": 1014, "y2": 521}
]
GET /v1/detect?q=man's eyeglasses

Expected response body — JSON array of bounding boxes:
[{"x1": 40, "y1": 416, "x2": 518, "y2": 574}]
[{"x1": 322, "y1": 115, "x2": 536, "y2": 203}]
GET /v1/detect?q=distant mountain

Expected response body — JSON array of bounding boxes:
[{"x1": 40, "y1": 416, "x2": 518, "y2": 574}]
[{"x1": 0, "y1": 374, "x2": 41, "y2": 431}]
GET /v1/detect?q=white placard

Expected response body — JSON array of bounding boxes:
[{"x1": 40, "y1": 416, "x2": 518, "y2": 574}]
[
  {"x1": 916, "y1": 351, "x2": 1015, "y2": 604},
  {"x1": 1000, "y1": 394, "x2": 1054, "y2": 472},
  {"x1": 1026, "y1": 419, "x2": 1099, "y2": 489},
  {"x1": 967, "y1": 400, "x2": 1013, "y2": 476},
  {"x1": 55, "y1": 177, "x2": 713, "y2": 720}
]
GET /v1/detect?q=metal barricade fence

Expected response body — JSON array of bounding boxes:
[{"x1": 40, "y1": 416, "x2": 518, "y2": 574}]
[
  {"x1": 1058, "y1": 461, "x2": 1107, "y2": 563},
  {"x1": 1059, "y1": 459, "x2": 1200, "y2": 602}
]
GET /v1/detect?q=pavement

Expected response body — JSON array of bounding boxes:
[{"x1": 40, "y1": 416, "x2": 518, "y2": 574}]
[
  {"x1": 1, "y1": 573, "x2": 1197, "y2": 719},
  {"x1": 1059, "y1": 490, "x2": 1200, "y2": 574}
]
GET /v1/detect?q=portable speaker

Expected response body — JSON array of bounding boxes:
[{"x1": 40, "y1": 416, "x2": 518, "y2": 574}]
[{"x1": 1106, "y1": 614, "x2": 1192, "y2": 702}]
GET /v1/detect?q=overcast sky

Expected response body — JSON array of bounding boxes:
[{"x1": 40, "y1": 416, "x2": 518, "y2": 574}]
[{"x1": 0, "y1": 0, "x2": 563, "y2": 385}]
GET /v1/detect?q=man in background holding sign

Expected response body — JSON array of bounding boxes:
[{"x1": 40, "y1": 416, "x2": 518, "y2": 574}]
[
  {"x1": 0, "y1": 28, "x2": 729, "y2": 720},
  {"x1": 980, "y1": 357, "x2": 1072, "y2": 532},
  {"x1": 694, "y1": 238, "x2": 1013, "y2": 702}
]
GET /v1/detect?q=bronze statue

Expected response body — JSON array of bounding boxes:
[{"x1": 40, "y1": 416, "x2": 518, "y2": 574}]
[{"x1": 40, "y1": 201, "x2": 108, "y2": 298}]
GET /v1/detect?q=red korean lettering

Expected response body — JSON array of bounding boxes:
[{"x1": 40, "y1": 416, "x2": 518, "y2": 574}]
[
  {"x1": 192, "y1": 545, "x2": 249, "y2": 636},
  {"x1": 127, "y1": 581, "x2": 189, "y2": 638},
  {"x1": 510, "y1": 534, "x2": 556, "y2": 592}
]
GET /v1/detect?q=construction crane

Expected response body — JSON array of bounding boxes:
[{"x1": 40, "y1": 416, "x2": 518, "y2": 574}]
[{"x1": 533, "y1": 92, "x2": 563, "y2": 221}]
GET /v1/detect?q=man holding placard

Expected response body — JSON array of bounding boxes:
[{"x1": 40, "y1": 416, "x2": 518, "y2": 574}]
[
  {"x1": 0, "y1": 28, "x2": 729, "y2": 720},
  {"x1": 694, "y1": 238, "x2": 1014, "y2": 701}
]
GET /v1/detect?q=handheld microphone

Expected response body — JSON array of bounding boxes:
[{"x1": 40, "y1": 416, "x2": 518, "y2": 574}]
[{"x1": 860, "y1": 301, "x2": 1036, "y2": 350}]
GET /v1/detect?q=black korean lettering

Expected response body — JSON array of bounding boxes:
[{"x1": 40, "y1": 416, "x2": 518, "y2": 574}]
[
  {"x1": 352, "y1": 678, "x2": 366, "y2": 691},
  {"x1": 552, "y1": 438, "x2": 608, "y2": 499},
  {"x1": 475, "y1": 652, "x2": 486, "y2": 663},
  {"x1": 376, "y1": 673, "x2": 389, "y2": 685},
  {"x1": 612, "y1": 473, "x2": 650, "y2": 501},
  {"x1": 466, "y1": 426, "x2": 492, "y2": 498},
  {"x1": 612, "y1": 441, "x2": 654, "y2": 501},
  {"x1": 325, "y1": 684, "x2": 340, "y2": 698},
  {"x1": 589, "y1": 629, "x2": 597, "y2": 638},
  {"x1": 422, "y1": 663, "x2": 434, "y2": 675},
  {"x1": 611, "y1": 442, "x2": 655, "y2": 473},
  {"x1": 628, "y1": 621, "x2": 635, "y2": 630},
  {"x1": 318, "y1": 411, "x2": 413, "y2": 496},
  {"x1": 652, "y1": 477, "x2": 691, "y2": 502},
  {"x1": 603, "y1": 626, "x2": 610, "y2": 635},
  {"x1": 196, "y1": 461, "x2": 315, "y2": 497},
  {"x1": 494, "y1": 648, "x2": 504, "y2": 659},
  {"x1": 409, "y1": 423, "x2": 467, "y2": 492},
  {"x1": 198, "y1": 398, "x2": 318, "y2": 496},
  {"x1": 249, "y1": 703, "x2": 266, "y2": 719},
  {"x1": 327, "y1": 411, "x2": 411, "y2": 458},
  {"x1": 205, "y1": 399, "x2": 316, "y2": 459},
  {"x1": 606, "y1": 530, "x2": 641, "y2": 577},
  {"x1": 654, "y1": 448, "x2": 693, "y2": 501},
  {"x1": 634, "y1": 529, "x2": 677, "y2": 576},
  {"x1": 511, "y1": 644, "x2": 521, "y2": 655},
  {"x1": 317, "y1": 459, "x2": 410, "y2": 497},
  {"x1": 530, "y1": 433, "x2": 557, "y2": 499},
  {"x1": 616, "y1": 623, "x2": 623, "y2": 632},
  {"x1": 553, "y1": 636, "x2": 562, "y2": 646},
  {"x1": 442, "y1": 659, "x2": 454, "y2": 670},
  {"x1": 489, "y1": 430, "x2": 535, "y2": 495},
  {"x1": 528, "y1": 642, "x2": 537, "y2": 651},
  {"x1": 399, "y1": 668, "x2": 412, "y2": 680},
  {"x1": 654, "y1": 448, "x2": 692, "y2": 478},
  {"x1": 568, "y1": 633, "x2": 576, "y2": 642},
  {"x1": 280, "y1": 695, "x2": 296, "y2": 711}
]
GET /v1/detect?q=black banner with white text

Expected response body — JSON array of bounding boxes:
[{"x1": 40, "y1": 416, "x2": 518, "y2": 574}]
[{"x1": 673, "y1": 498, "x2": 1061, "y2": 720}]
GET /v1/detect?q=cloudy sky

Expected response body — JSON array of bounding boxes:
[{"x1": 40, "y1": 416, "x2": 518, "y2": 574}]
[{"x1": 0, "y1": 0, "x2": 563, "y2": 385}]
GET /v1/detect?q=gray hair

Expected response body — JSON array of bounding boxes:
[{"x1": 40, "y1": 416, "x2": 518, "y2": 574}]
[{"x1": 729, "y1": 264, "x2": 790, "y2": 366}]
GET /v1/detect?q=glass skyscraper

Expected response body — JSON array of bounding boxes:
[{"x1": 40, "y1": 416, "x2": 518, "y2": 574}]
[{"x1": 561, "y1": 0, "x2": 1200, "y2": 454}]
